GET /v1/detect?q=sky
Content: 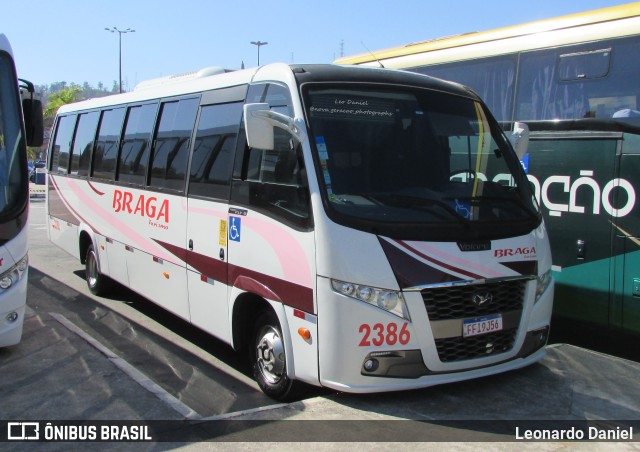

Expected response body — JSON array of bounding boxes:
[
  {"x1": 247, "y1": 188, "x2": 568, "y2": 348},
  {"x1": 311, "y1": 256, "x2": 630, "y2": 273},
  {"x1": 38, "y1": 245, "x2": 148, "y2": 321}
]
[{"x1": 1, "y1": 0, "x2": 635, "y2": 90}]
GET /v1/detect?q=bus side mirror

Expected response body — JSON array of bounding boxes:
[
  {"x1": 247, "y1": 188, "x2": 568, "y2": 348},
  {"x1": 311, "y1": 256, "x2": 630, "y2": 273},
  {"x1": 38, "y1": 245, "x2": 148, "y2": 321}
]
[
  {"x1": 508, "y1": 121, "x2": 529, "y2": 160},
  {"x1": 244, "y1": 103, "x2": 275, "y2": 150},
  {"x1": 23, "y1": 97, "x2": 44, "y2": 147},
  {"x1": 243, "y1": 103, "x2": 305, "y2": 150}
]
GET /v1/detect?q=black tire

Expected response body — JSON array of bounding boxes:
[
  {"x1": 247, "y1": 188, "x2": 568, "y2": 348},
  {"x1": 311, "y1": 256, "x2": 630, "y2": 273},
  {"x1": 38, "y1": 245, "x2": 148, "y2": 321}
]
[
  {"x1": 251, "y1": 310, "x2": 301, "y2": 401},
  {"x1": 85, "y1": 244, "x2": 110, "y2": 295}
]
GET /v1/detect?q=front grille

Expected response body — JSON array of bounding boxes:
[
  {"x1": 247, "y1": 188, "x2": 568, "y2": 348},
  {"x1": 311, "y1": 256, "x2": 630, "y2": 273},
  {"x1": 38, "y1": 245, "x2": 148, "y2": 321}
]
[
  {"x1": 422, "y1": 279, "x2": 526, "y2": 321},
  {"x1": 435, "y1": 329, "x2": 517, "y2": 362}
]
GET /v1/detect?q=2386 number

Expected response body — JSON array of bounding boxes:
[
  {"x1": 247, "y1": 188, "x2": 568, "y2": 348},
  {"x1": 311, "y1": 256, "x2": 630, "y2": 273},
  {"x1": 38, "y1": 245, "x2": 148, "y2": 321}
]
[{"x1": 359, "y1": 322, "x2": 410, "y2": 346}]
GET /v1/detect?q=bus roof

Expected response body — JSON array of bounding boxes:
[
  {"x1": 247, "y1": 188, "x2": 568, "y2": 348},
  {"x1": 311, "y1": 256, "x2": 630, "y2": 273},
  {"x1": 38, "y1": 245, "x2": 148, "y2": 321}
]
[
  {"x1": 55, "y1": 63, "x2": 476, "y2": 115},
  {"x1": 334, "y1": 3, "x2": 640, "y2": 65}
]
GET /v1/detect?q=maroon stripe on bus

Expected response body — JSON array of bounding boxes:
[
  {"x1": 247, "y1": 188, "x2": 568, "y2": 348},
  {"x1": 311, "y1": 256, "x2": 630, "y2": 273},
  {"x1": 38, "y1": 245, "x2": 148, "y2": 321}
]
[
  {"x1": 228, "y1": 265, "x2": 314, "y2": 314},
  {"x1": 392, "y1": 239, "x2": 485, "y2": 281},
  {"x1": 153, "y1": 239, "x2": 314, "y2": 314},
  {"x1": 87, "y1": 180, "x2": 105, "y2": 196},
  {"x1": 379, "y1": 237, "x2": 464, "y2": 288}
]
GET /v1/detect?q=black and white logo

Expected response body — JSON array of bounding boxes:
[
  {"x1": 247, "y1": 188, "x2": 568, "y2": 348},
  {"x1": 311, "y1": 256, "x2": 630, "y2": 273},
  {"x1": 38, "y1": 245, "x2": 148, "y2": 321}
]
[{"x1": 472, "y1": 291, "x2": 493, "y2": 306}]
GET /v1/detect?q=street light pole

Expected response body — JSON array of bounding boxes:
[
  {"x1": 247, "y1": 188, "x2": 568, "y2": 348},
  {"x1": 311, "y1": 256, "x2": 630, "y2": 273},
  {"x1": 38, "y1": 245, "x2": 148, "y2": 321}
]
[
  {"x1": 250, "y1": 41, "x2": 268, "y2": 66},
  {"x1": 105, "y1": 27, "x2": 135, "y2": 93}
]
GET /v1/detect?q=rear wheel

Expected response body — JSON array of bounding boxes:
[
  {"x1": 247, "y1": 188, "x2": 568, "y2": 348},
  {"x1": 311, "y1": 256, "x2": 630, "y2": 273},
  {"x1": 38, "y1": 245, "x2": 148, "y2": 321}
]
[
  {"x1": 85, "y1": 244, "x2": 109, "y2": 295},
  {"x1": 252, "y1": 310, "x2": 301, "y2": 401}
]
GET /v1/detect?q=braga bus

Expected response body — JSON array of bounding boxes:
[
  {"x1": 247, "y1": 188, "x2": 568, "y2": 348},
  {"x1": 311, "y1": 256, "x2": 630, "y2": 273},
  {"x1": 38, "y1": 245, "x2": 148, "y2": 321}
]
[
  {"x1": 336, "y1": 3, "x2": 640, "y2": 337},
  {"x1": 46, "y1": 63, "x2": 553, "y2": 399},
  {"x1": 0, "y1": 33, "x2": 43, "y2": 347}
]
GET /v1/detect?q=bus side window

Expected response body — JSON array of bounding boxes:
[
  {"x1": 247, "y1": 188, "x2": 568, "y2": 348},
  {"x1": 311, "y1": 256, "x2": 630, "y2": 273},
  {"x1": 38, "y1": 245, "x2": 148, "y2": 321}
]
[
  {"x1": 232, "y1": 83, "x2": 311, "y2": 229},
  {"x1": 49, "y1": 114, "x2": 76, "y2": 174},
  {"x1": 117, "y1": 103, "x2": 158, "y2": 186},
  {"x1": 232, "y1": 84, "x2": 311, "y2": 229},
  {"x1": 188, "y1": 102, "x2": 243, "y2": 200},
  {"x1": 92, "y1": 107, "x2": 125, "y2": 181},
  {"x1": 238, "y1": 139, "x2": 311, "y2": 229},
  {"x1": 149, "y1": 97, "x2": 199, "y2": 192},
  {"x1": 70, "y1": 111, "x2": 99, "y2": 177}
]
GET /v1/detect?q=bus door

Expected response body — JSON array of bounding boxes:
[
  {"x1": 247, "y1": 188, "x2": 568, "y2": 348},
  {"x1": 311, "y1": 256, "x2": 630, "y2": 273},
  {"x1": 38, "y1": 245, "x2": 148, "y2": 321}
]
[
  {"x1": 612, "y1": 135, "x2": 640, "y2": 333},
  {"x1": 185, "y1": 100, "x2": 245, "y2": 342},
  {"x1": 527, "y1": 131, "x2": 619, "y2": 327}
]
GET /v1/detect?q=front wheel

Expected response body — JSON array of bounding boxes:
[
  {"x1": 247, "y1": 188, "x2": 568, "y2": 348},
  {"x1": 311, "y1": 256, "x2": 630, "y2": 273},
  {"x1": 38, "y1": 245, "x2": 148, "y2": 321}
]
[
  {"x1": 85, "y1": 244, "x2": 110, "y2": 295},
  {"x1": 252, "y1": 311, "x2": 301, "y2": 401}
]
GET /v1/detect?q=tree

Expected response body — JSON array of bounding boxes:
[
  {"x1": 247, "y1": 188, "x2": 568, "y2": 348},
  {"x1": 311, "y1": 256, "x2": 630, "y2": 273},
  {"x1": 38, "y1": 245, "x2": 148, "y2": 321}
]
[{"x1": 44, "y1": 86, "x2": 83, "y2": 119}]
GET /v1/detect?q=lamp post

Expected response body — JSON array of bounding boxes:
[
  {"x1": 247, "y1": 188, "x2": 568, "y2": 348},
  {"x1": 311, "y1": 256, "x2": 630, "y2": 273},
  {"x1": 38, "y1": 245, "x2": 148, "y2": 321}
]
[
  {"x1": 250, "y1": 41, "x2": 268, "y2": 66},
  {"x1": 105, "y1": 27, "x2": 135, "y2": 93}
]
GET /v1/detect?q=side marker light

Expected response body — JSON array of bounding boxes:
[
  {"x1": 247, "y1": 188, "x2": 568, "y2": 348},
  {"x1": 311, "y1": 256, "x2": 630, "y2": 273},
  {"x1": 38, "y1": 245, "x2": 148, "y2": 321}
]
[{"x1": 298, "y1": 328, "x2": 311, "y2": 341}]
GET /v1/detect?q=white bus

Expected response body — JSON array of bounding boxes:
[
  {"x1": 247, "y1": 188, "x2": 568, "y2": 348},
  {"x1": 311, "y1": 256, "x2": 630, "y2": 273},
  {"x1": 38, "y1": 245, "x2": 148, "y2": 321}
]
[
  {"x1": 46, "y1": 63, "x2": 553, "y2": 399},
  {"x1": 0, "y1": 34, "x2": 43, "y2": 347}
]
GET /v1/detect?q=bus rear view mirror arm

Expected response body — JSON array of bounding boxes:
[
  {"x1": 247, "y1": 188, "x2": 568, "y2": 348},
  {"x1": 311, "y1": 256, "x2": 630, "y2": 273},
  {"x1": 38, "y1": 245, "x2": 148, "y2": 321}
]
[
  {"x1": 508, "y1": 121, "x2": 529, "y2": 160},
  {"x1": 244, "y1": 103, "x2": 305, "y2": 151}
]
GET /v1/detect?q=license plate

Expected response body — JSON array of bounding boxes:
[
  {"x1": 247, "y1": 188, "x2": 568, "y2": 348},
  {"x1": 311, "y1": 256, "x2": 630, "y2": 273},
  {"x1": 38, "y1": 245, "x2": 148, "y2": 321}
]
[{"x1": 463, "y1": 314, "x2": 503, "y2": 338}]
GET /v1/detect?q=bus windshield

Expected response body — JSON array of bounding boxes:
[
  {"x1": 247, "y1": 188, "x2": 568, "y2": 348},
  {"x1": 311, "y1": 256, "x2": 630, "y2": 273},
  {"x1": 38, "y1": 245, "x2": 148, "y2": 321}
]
[
  {"x1": 305, "y1": 85, "x2": 540, "y2": 240},
  {"x1": 0, "y1": 50, "x2": 25, "y2": 221}
]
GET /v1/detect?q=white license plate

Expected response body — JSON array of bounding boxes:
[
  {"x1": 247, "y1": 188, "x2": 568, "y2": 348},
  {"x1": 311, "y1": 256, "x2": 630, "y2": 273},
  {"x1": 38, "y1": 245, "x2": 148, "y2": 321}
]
[{"x1": 463, "y1": 314, "x2": 503, "y2": 338}]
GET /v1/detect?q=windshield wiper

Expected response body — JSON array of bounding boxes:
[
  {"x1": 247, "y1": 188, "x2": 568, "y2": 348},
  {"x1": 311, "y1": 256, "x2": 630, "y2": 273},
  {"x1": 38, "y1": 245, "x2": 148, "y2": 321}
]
[
  {"x1": 359, "y1": 193, "x2": 471, "y2": 226},
  {"x1": 447, "y1": 195, "x2": 538, "y2": 216}
]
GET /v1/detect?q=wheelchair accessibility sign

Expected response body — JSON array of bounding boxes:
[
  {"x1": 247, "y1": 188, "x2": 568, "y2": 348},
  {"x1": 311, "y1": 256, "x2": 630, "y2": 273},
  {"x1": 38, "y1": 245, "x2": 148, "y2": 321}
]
[{"x1": 229, "y1": 216, "x2": 242, "y2": 242}]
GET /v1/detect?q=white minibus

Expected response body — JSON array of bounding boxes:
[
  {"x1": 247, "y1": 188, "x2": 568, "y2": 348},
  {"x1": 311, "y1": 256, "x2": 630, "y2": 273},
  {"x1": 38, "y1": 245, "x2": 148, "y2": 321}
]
[{"x1": 47, "y1": 63, "x2": 553, "y2": 399}]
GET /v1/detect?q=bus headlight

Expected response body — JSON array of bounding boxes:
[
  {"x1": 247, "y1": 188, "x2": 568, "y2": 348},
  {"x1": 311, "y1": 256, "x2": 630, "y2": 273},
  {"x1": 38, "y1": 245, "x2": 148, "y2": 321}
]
[
  {"x1": 0, "y1": 255, "x2": 28, "y2": 293},
  {"x1": 331, "y1": 279, "x2": 410, "y2": 321},
  {"x1": 535, "y1": 269, "x2": 552, "y2": 303}
]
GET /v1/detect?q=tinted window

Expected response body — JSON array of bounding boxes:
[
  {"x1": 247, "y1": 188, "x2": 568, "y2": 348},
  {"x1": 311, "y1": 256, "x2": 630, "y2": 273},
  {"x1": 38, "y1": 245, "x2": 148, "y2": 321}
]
[
  {"x1": 149, "y1": 97, "x2": 199, "y2": 191},
  {"x1": 118, "y1": 103, "x2": 157, "y2": 185},
  {"x1": 0, "y1": 52, "x2": 27, "y2": 220},
  {"x1": 188, "y1": 102, "x2": 242, "y2": 199},
  {"x1": 516, "y1": 37, "x2": 640, "y2": 120},
  {"x1": 70, "y1": 111, "x2": 99, "y2": 176},
  {"x1": 411, "y1": 55, "x2": 517, "y2": 122},
  {"x1": 245, "y1": 83, "x2": 293, "y2": 116},
  {"x1": 232, "y1": 83, "x2": 311, "y2": 229},
  {"x1": 50, "y1": 115, "x2": 76, "y2": 174},
  {"x1": 92, "y1": 107, "x2": 125, "y2": 180},
  {"x1": 302, "y1": 85, "x2": 538, "y2": 240},
  {"x1": 559, "y1": 48, "x2": 611, "y2": 81}
]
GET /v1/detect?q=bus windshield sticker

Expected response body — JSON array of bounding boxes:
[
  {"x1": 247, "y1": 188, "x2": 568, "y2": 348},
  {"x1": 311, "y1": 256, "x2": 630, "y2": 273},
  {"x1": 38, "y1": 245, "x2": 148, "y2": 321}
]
[
  {"x1": 454, "y1": 199, "x2": 472, "y2": 220},
  {"x1": 309, "y1": 95, "x2": 396, "y2": 123},
  {"x1": 520, "y1": 154, "x2": 529, "y2": 174},
  {"x1": 316, "y1": 136, "x2": 333, "y2": 195},
  {"x1": 229, "y1": 216, "x2": 241, "y2": 242},
  {"x1": 316, "y1": 135, "x2": 329, "y2": 160}
]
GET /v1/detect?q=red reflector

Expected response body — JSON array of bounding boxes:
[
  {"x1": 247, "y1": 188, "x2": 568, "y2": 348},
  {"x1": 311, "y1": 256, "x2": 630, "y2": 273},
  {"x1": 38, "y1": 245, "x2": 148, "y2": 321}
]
[
  {"x1": 201, "y1": 275, "x2": 207, "y2": 282},
  {"x1": 293, "y1": 309, "x2": 305, "y2": 319}
]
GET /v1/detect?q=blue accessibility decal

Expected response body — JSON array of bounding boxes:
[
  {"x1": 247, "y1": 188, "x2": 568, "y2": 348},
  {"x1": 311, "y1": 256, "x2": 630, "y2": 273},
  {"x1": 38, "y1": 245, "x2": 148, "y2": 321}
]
[{"x1": 229, "y1": 216, "x2": 242, "y2": 242}]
